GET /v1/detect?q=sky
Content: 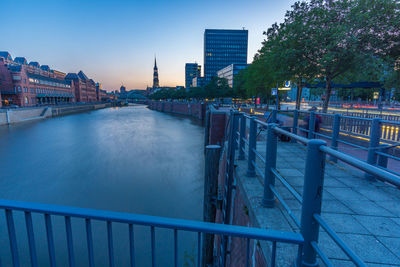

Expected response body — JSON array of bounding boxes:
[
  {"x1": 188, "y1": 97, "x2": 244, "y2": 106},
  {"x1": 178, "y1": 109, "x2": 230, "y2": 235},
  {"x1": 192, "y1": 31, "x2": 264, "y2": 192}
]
[{"x1": 1, "y1": 0, "x2": 297, "y2": 91}]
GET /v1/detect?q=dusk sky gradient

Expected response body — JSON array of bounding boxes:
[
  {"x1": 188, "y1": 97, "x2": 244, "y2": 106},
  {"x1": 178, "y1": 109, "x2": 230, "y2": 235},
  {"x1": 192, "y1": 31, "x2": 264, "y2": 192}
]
[{"x1": 1, "y1": 0, "x2": 296, "y2": 91}]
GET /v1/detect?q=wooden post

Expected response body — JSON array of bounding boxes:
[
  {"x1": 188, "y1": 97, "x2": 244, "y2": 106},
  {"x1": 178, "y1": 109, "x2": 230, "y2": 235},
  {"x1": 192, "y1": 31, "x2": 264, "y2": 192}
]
[{"x1": 203, "y1": 145, "x2": 221, "y2": 266}]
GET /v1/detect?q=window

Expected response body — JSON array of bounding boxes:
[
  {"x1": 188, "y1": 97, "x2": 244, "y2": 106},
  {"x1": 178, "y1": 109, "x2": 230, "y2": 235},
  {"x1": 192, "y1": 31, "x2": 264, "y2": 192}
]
[{"x1": 25, "y1": 96, "x2": 29, "y2": 104}]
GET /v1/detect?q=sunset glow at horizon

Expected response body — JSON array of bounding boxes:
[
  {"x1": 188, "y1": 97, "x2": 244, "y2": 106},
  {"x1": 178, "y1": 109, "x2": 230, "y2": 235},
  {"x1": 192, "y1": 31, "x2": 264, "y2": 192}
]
[{"x1": 1, "y1": 0, "x2": 297, "y2": 91}]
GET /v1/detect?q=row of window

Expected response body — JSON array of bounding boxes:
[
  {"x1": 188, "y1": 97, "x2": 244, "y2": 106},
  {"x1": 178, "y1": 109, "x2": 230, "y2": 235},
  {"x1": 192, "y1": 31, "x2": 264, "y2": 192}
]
[
  {"x1": 28, "y1": 77, "x2": 71, "y2": 88},
  {"x1": 15, "y1": 86, "x2": 71, "y2": 95}
]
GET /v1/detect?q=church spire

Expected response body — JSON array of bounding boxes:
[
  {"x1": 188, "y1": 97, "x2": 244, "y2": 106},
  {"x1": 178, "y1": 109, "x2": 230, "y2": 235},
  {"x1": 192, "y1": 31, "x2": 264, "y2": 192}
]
[{"x1": 153, "y1": 56, "x2": 159, "y2": 88}]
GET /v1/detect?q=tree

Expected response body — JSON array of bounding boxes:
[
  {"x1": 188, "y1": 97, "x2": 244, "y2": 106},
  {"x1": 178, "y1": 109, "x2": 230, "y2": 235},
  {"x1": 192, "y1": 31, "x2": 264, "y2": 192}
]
[{"x1": 258, "y1": 0, "x2": 399, "y2": 112}]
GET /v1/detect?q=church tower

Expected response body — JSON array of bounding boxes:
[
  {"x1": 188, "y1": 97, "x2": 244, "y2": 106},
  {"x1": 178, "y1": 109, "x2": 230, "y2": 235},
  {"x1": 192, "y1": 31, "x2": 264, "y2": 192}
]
[{"x1": 153, "y1": 57, "x2": 159, "y2": 88}]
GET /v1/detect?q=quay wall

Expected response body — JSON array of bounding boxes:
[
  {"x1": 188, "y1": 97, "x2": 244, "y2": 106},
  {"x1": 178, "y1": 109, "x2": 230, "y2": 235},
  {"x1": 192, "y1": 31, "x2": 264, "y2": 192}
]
[
  {"x1": 52, "y1": 103, "x2": 110, "y2": 117},
  {"x1": 0, "y1": 103, "x2": 111, "y2": 126},
  {"x1": 204, "y1": 107, "x2": 269, "y2": 266},
  {"x1": 147, "y1": 101, "x2": 206, "y2": 120}
]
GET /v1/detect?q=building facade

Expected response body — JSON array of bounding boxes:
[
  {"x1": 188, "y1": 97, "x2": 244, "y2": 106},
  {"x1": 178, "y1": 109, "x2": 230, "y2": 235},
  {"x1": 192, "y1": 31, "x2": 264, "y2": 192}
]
[
  {"x1": 204, "y1": 29, "x2": 248, "y2": 84},
  {"x1": 192, "y1": 77, "x2": 205, "y2": 88},
  {"x1": 217, "y1": 63, "x2": 249, "y2": 88},
  {"x1": 65, "y1": 71, "x2": 97, "y2": 103},
  {"x1": 0, "y1": 52, "x2": 74, "y2": 106},
  {"x1": 0, "y1": 51, "x2": 101, "y2": 107},
  {"x1": 185, "y1": 63, "x2": 201, "y2": 88}
]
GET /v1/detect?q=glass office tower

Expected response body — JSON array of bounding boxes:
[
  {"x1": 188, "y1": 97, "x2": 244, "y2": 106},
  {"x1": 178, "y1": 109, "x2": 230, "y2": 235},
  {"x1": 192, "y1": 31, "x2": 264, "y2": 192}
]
[
  {"x1": 204, "y1": 29, "x2": 248, "y2": 84},
  {"x1": 185, "y1": 63, "x2": 201, "y2": 88}
]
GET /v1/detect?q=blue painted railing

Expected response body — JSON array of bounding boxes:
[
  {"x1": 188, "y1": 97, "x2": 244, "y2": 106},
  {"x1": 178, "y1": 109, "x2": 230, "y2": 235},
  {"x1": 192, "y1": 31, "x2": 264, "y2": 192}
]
[
  {"x1": 233, "y1": 110, "x2": 400, "y2": 267},
  {"x1": 0, "y1": 199, "x2": 304, "y2": 267}
]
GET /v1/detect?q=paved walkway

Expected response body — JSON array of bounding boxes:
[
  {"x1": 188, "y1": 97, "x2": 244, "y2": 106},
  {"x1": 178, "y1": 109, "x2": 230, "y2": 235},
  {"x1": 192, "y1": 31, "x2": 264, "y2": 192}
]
[{"x1": 235, "y1": 141, "x2": 400, "y2": 266}]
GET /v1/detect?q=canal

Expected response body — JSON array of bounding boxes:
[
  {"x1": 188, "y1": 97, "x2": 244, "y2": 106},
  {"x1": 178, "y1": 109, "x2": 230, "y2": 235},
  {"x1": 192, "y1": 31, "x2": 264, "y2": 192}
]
[{"x1": 0, "y1": 105, "x2": 205, "y2": 266}]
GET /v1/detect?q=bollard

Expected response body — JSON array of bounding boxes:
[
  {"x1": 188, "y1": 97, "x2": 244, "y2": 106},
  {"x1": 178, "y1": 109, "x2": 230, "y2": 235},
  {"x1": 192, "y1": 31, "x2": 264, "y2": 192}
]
[
  {"x1": 377, "y1": 146, "x2": 389, "y2": 169},
  {"x1": 262, "y1": 124, "x2": 278, "y2": 207},
  {"x1": 233, "y1": 112, "x2": 240, "y2": 151},
  {"x1": 291, "y1": 110, "x2": 299, "y2": 143},
  {"x1": 308, "y1": 112, "x2": 316, "y2": 139},
  {"x1": 247, "y1": 117, "x2": 257, "y2": 177},
  {"x1": 272, "y1": 109, "x2": 277, "y2": 123},
  {"x1": 204, "y1": 110, "x2": 210, "y2": 153},
  {"x1": 329, "y1": 114, "x2": 341, "y2": 163},
  {"x1": 202, "y1": 145, "x2": 221, "y2": 267},
  {"x1": 365, "y1": 118, "x2": 381, "y2": 181},
  {"x1": 297, "y1": 139, "x2": 326, "y2": 267},
  {"x1": 238, "y1": 114, "x2": 246, "y2": 160}
]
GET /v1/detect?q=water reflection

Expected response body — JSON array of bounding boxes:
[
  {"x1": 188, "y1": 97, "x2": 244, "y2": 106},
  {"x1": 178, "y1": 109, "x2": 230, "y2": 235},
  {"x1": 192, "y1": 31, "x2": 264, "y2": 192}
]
[{"x1": 0, "y1": 105, "x2": 204, "y2": 266}]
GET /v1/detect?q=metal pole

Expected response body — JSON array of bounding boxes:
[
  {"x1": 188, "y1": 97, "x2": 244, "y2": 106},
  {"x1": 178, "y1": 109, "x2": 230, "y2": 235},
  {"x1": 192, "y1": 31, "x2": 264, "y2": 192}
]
[
  {"x1": 329, "y1": 114, "x2": 341, "y2": 163},
  {"x1": 263, "y1": 124, "x2": 278, "y2": 207},
  {"x1": 272, "y1": 109, "x2": 277, "y2": 123},
  {"x1": 238, "y1": 114, "x2": 246, "y2": 160},
  {"x1": 298, "y1": 139, "x2": 326, "y2": 267},
  {"x1": 365, "y1": 118, "x2": 381, "y2": 181},
  {"x1": 308, "y1": 112, "x2": 316, "y2": 139},
  {"x1": 202, "y1": 145, "x2": 221, "y2": 267},
  {"x1": 276, "y1": 82, "x2": 279, "y2": 111},
  {"x1": 247, "y1": 117, "x2": 257, "y2": 177},
  {"x1": 204, "y1": 109, "x2": 210, "y2": 153},
  {"x1": 291, "y1": 110, "x2": 298, "y2": 143},
  {"x1": 377, "y1": 146, "x2": 389, "y2": 169}
]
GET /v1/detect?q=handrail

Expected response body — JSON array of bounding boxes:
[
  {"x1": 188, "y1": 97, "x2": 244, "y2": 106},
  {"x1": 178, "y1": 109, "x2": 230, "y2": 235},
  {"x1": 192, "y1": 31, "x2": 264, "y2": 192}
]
[
  {"x1": 314, "y1": 214, "x2": 366, "y2": 267},
  {"x1": 320, "y1": 146, "x2": 400, "y2": 187},
  {"x1": 274, "y1": 127, "x2": 309, "y2": 144},
  {"x1": 0, "y1": 199, "x2": 304, "y2": 244}
]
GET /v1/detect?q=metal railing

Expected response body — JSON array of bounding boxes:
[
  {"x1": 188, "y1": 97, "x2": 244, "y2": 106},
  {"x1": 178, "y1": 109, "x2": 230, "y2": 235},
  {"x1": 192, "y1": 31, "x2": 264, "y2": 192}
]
[
  {"x1": 233, "y1": 110, "x2": 400, "y2": 267},
  {"x1": 0, "y1": 199, "x2": 304, "y2": 267},
  {"x1": 271, "y1": 109, "x2": 400, "y2": 178}
]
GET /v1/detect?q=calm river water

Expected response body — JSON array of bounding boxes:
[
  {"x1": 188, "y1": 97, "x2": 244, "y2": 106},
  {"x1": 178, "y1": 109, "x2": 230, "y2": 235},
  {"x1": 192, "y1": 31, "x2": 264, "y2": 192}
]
[{"x1": 0, "y1": 105, "x2": 204, "y2": 266}]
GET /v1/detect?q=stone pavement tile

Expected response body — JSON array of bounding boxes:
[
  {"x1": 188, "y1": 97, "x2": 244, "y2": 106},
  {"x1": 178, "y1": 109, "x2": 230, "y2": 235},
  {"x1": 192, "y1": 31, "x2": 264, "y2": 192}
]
[
  {"x1": 323, "y1": 177, "x2": 348, "y2": 188},
  {"x1": 281, "y1": 175, "x2": 305, "y2": 187},
  {"x1": 335, "y1": 176, "x2": 373, "y2": 188},
  {"x1": 322, "y1": 191, "x2": 336, "y2": 201},
  {"x1": 355, "y1": 187, "x2": 398, "y2": 202},
  {"x1": 321, "y1": 200, "x2": 353, "y2": 214},
  {"x1": 328, "y1": 259, "x2": 398, "y2": 267},
  {"x1": 379, "y1": 186, "x2": 400, "y2": 201},
  {"x1": 376, "y1": 236, "x2": 400, "y2": 260},
  {"x1": 339, "y1": 233, "x2": 400, "y2": 265},
  {"x1": 321, "y1": 214, "x2": 369, "y2": 234},
  {"x1": 392, "y1": 218, "x2": 400, "y2": 226},
  {"x1": 374, "y1": 201, "x2": 400, "y2": 217},
  {"x1": 324, "y1": 168, "x2": 357, "y2": 179},
  {"x1": 317, "y1": 232, "x2": 347, "y2": 260},
  {"x1": 326, "y1": 188, "x2": 368, "y2": 201},
  {"x1": 342, "y1": 200, "x2": 393, "y2": 216},
  {"x1": 354, "y1": 215, "x2": 400, "y2": 237}
]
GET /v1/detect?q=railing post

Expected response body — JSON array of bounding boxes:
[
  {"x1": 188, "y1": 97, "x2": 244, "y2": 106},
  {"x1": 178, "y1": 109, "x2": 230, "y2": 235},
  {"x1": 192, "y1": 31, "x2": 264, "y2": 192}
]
[
  {"x1": 233, "y1": 111, "x2": 240, "y2": 150},
  {"x1": 377, "y1": 146, "x2": 389, "y2": 169},
  {"x1": 238, "y1": 114, "x2": 246, "y2": 160},
  {"x1": 247, "y1": 117, "x2": 257, "y2": 177},
  {"x1": 204, "y1": 109, "x2": 210, "y2": 153},
  {"x1": 329, "y1": 114, "x2": 341, "y2": 163},
  {"x1": 291, "y1": 110, "x2": 298, "y2": 143},
  {"x1": 263, "y1": 124, "x2": 278, "y2": 207},
  {"x1": 203, "y1": 145, "x2": 221, "y2": 267},
  {"x1": 298, "y1": 139, "x2": 326, "y2": 267},
  {"x1": 308, "y1": 112, "x2": 316, "y2": 139},
  {"x1": 365, "y1": 118, "x2": 381, "y2": 181},
  {"x1": 272, "y1": 109, "x2": 277, "y2": 123}
]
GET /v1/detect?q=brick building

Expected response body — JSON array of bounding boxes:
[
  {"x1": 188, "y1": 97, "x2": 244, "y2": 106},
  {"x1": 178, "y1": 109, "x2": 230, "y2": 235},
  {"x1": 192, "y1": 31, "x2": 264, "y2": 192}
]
[
  {"x1": 65, "y1": 71, "x2": 97, "y2": 103},
  {"x1": 0, "y1": 51, "x2": 100, "y2": 107}
]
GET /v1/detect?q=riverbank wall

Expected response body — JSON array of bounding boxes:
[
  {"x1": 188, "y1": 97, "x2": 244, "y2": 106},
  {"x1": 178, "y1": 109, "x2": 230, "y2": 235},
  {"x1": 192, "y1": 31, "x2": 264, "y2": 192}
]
[
  {"x1": 204, "y1": 107, "x2": 268, "y2": 266},
  {"x1": 0, "y1": 103, "x2": 111, "y2": 126},
  {"x1": 147, "y1": 101, "x2": 206, "y2": 120}
]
